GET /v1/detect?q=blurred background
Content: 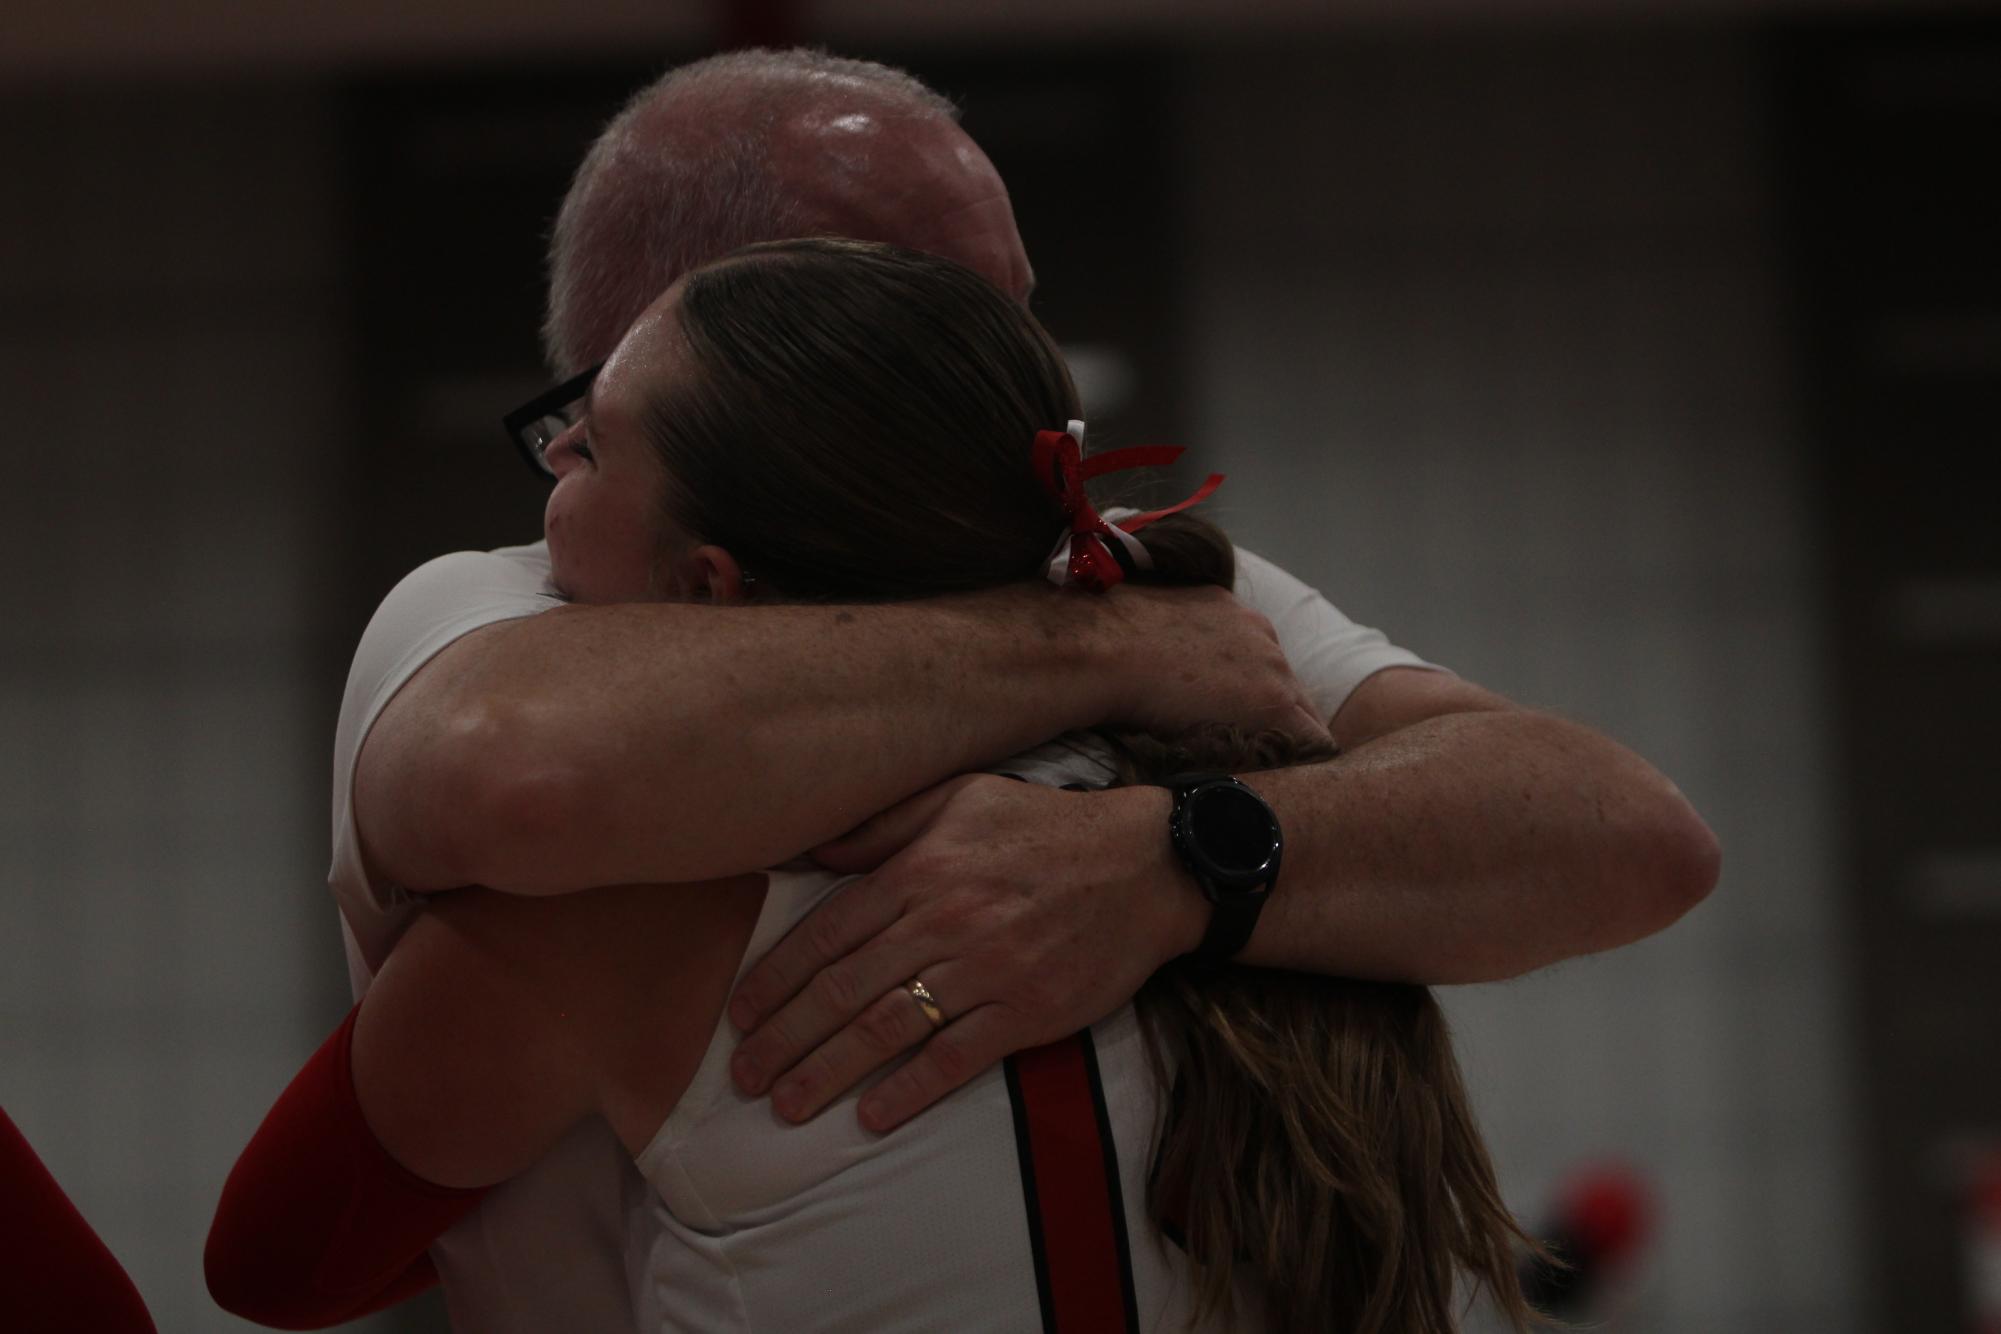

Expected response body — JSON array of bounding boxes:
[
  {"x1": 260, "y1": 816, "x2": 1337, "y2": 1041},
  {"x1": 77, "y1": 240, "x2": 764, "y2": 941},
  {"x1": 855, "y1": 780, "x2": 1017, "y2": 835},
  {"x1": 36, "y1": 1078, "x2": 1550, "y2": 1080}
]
[{"x1": 2, "y1": 0, "x2": 1997, "y2": 1330}]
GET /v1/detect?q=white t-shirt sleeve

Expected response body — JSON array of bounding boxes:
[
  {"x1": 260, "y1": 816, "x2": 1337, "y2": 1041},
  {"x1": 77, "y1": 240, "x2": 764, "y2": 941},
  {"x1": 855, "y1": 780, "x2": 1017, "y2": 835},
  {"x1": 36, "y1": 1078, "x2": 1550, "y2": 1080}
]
[
  {"x1": 1229, "y1": 544, "x2": 1443, "y2": 724},
  {"x1": 328, "y1": 544, "x2": 560, "y2": 989},
  {"x1": 325, "y1": 543, "x2": 643, "y2": 1334}
]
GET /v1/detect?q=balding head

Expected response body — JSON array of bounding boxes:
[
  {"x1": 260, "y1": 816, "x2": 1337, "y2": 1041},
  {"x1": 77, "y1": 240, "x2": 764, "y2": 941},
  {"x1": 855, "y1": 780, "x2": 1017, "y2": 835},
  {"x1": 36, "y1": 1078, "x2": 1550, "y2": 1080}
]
[{"x1": 543, "y1": 49, "x2": 1033, "y2": 376}]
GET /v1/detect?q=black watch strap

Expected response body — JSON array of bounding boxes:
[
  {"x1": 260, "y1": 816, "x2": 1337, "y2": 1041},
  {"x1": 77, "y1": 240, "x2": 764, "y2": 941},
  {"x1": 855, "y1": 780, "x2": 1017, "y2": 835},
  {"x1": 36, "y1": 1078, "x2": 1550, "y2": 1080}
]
[
  {"x1": 1194, "y1": 887, "x2": 1264, "y2": 963},
  {"x1": 1165, "y1": 773, "x2": 1283, "y2": 966}
]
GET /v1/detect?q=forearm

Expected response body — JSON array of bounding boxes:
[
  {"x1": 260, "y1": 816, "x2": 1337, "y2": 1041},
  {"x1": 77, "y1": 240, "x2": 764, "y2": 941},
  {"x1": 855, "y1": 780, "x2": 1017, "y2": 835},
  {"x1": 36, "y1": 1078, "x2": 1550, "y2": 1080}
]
[
  {"x1": 205, "y1": 1007, "x2": 483, "y2": 1328},
  {"x1": 375, "y1": 589, "x2": 1119, "y2": 892},
  {"x1": 1131, "y1": 709, "x2": 1721, "y2": 984},
  {"x1": 210, "y1": 892, "x2": 612, "y2": 1326}
]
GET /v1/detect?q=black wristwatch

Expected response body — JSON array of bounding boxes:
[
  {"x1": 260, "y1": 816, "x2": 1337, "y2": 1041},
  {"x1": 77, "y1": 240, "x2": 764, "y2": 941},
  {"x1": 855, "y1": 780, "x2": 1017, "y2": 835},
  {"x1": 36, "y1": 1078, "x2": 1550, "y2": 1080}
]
[{"x1": 1163, "y1": 773, "x2": 1283, "y2": 964}]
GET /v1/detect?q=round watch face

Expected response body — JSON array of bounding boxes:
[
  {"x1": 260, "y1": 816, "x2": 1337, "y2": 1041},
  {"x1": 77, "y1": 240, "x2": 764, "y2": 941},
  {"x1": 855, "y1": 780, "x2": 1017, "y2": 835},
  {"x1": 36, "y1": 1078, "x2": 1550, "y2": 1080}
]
[{"x1": 1187, "y1": 783, "x2": 1280, "y2": 878}]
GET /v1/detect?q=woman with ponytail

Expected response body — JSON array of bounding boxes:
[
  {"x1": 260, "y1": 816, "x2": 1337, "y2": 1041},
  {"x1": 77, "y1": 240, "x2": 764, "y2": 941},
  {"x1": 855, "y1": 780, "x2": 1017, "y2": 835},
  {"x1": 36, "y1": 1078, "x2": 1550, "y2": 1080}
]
[{"x1": 209, "y1": 238, "x2": 1545, "y2": 1332}]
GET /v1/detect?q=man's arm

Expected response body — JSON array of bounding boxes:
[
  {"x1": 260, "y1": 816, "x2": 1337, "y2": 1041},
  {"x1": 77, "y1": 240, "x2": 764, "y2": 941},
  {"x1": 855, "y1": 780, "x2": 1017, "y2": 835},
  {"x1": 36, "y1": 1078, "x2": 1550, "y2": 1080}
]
[
  {"x1": 357, "y1": 583, "x2": 1324, "y2": 894},
  {"x1": 727, "y1": 665, "x2": 1718, "y2": 1129},
  {"x1": 1173, "y1": 667, "x2": 1720, "y2": 979}
]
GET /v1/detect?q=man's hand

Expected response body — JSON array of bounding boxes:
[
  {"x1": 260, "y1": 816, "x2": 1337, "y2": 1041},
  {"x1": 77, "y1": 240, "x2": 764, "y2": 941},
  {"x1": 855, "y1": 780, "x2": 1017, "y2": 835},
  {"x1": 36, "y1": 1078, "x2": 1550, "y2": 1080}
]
[
  {"x1": 1099, "y1": 585, "x2": 1330, "y2": 743},
  {"x1": 726, "y1": 774, "x2": 1196, "y2": 1132}
]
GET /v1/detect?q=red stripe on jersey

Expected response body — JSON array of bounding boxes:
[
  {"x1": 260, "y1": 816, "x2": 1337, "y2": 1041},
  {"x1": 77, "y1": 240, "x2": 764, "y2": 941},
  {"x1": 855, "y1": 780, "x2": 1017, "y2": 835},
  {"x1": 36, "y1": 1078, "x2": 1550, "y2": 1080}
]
[{"x1": 1005, "y1": 1033, "x2": 1139, "y2": 1333}]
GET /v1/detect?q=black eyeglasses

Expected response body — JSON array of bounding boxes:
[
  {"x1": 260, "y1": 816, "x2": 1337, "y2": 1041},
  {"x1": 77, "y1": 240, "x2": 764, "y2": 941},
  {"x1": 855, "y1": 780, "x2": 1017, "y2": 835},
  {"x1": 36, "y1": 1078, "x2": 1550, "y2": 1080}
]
[{"x1": 502, "y1": 362, "x2": 603, "y2": 479}]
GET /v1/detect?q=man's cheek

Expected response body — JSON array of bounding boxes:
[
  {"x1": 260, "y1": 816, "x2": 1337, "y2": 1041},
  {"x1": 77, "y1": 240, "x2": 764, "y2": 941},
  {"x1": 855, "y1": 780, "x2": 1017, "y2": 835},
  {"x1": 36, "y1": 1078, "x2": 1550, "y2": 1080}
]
[
  {"x1": 542, "y1": 498, "x2": 580, "y2": 594},
  {"x1": 544, "y1": 489, "x2": 576, "y2": 550}
]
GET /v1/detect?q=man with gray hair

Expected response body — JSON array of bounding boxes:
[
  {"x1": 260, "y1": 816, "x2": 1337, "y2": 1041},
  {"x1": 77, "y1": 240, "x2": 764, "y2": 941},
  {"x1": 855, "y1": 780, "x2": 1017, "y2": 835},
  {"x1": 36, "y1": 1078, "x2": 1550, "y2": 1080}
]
[
  {"x1": 545, "y1": 51, "x2": 995, "y2": 377},
  {"x1": 330, "y1": 48, "x2": 1717, "y2": 1330}
]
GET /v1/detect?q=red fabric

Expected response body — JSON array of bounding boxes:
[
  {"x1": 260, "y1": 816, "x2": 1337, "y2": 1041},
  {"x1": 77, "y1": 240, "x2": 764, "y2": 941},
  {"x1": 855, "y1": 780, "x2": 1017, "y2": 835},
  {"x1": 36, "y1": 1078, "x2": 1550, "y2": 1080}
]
[
  {"x1": 1012, "y1": 1037, "x2": 1132, "y2": 1332},
  {"x1": 205, "y1": 1004, "x2": 487, "y2": 1329},
  {"x1": 0, "y1": 1105, "x2": 157, "y2": 1333},
  {"x1": 1031, "y1": 429, "x2": 1224, "y2": 593},
  {"x1": 1558, "y1": 1164, "x2": 1653, "y2": 1265}
]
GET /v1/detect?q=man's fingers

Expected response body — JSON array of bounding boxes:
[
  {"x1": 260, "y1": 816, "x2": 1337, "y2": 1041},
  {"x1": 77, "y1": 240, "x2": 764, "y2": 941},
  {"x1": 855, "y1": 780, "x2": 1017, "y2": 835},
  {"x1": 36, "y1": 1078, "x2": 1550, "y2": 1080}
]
[
  {"x1": 809, "y1": 776, "x2": 977, "y2": 874},
  {"x1": 856, "y1": 1006, "x2": 1015, "y2": 1133},
  {"x1": 728, "y1": 877, "x2": 901, "y2": 1035},
  {"x1": 731, "y1": 916, "x2": 929, "y2": 1095},
  {"x1": 767, "y1": 974, "x2": 957, "y2": 1123},
  {"x1": 1294, "y1": 703, "x2": 1335, "y2": 746}
]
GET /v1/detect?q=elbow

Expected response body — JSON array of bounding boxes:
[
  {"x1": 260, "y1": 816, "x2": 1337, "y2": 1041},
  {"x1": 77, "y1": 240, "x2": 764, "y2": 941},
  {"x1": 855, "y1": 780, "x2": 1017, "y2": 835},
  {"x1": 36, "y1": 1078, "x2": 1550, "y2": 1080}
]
[
  {"x1": 369, "y1": 694, "x2": 588, "y2": 894},
  {"x1": 1631, "y1": 789, "x2": 1722, "y2": 936},
  {"x1": 463, "y1": 758, "x2": 596, "y2": 894},
  {"x1": 203, "y1": 1250, "x2": 258, "y2": 1328},
  {"x1": 435, "y1": 697, "x2": 594, "y2": 894},
  {"x1": 205, "y1": 1226, "x2": 313, "y2": 1331},
  {"x1": 201, "y1": 1238, "x2": 240, "y2": 1322}
]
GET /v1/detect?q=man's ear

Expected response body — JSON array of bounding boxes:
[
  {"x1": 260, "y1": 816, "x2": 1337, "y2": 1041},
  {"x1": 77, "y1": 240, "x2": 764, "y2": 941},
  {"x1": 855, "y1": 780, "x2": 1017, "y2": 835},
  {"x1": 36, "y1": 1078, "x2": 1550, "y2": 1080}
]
[{"x1": 669, "y1": 544, "x2": 750, "y2": 604}]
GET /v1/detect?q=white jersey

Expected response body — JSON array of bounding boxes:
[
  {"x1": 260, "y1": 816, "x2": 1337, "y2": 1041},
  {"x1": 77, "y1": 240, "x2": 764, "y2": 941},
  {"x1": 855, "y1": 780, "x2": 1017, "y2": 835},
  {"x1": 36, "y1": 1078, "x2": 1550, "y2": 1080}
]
[
  {"x1": 328, "y1": 535, "x2": 1433, "y2": 1332},
  {"x1": 627, "y1": 738, "x2": 1251, "y2": 1334}
]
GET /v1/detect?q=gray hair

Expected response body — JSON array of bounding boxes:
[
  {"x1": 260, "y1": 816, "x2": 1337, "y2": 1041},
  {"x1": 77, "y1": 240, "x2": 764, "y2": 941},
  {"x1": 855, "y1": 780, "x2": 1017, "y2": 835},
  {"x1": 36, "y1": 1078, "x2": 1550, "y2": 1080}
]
[{"x1": 542, "y1": 48, "x2": 960, "y2": 375}]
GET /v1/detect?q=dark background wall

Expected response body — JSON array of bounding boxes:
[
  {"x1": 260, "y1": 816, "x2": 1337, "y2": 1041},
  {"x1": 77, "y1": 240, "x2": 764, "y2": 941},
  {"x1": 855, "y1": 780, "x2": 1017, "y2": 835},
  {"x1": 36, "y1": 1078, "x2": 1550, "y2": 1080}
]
[{"x1": 1, "y1": 7, "x2": 1995, "y2": 1331}]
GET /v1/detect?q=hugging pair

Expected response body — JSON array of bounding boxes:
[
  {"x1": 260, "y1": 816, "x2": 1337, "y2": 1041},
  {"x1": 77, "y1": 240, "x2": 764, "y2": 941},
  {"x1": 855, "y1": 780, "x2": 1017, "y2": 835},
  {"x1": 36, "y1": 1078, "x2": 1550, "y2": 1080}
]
[{"x1": 209, "y1": 238, "x2": 1544, "y2": 1333}]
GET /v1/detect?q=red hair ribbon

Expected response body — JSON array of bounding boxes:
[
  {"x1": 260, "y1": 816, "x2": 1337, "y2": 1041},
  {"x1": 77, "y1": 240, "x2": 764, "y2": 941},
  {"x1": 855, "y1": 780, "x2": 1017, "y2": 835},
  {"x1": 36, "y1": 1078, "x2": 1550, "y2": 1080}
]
[{"x1": 1031, "y1": 420, "x2": 1225, "y2": 594}]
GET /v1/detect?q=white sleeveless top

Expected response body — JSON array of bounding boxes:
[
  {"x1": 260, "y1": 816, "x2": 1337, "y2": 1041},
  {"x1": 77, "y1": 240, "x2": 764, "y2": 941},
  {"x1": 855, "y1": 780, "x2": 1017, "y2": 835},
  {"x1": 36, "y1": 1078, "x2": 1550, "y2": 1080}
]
[{"x1": 623, "y1": 738, "x2": 1257, "y2": 1333}]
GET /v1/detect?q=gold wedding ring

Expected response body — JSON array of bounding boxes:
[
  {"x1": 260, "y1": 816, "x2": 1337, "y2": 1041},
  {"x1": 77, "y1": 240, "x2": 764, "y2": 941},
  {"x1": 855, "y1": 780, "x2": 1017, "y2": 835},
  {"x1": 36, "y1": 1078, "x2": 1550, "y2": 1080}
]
[{"x1": 905, "y1": 978, "x2": 945, "y2": 1030}]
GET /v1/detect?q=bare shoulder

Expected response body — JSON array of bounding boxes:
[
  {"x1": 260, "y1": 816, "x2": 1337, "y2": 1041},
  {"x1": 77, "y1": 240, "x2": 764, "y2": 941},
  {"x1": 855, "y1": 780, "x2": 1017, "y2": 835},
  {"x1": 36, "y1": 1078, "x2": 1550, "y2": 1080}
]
[
  {"x1": 410, "y1": 878, "x2": 769, "y2": 1150},
  {"x1": 412, "y1": 878, "x2": 767, "y2": 1020},
  {"x1": 366, "y1": 878, "x2": 769, "y2": 1164}
]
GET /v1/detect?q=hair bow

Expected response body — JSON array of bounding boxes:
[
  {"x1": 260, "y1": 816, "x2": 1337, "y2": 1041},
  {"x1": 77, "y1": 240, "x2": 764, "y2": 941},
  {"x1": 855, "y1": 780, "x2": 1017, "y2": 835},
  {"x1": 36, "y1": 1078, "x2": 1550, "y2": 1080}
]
[{"x1": 1031, "y1": 419, "x2": 1224, "y2": 594}]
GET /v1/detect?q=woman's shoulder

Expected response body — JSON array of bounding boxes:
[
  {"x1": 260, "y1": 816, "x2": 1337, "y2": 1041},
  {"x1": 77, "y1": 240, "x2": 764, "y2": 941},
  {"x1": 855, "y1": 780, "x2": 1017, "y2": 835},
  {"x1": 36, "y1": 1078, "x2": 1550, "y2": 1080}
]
[{"x1": 405, "y1": 877, "x2": 769, "y2": 1152}]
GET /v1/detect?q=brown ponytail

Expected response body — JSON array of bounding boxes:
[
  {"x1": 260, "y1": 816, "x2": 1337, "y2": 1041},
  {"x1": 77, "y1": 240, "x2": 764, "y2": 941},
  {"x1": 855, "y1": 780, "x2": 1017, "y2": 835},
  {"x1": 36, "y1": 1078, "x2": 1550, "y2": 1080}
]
[
  {"x1": 1102, "y1": 727, "x2": 1550, "y2": 1334},
  {"x1": 645, "y1": 236, "x2": 1548, "y2": 1330}
]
